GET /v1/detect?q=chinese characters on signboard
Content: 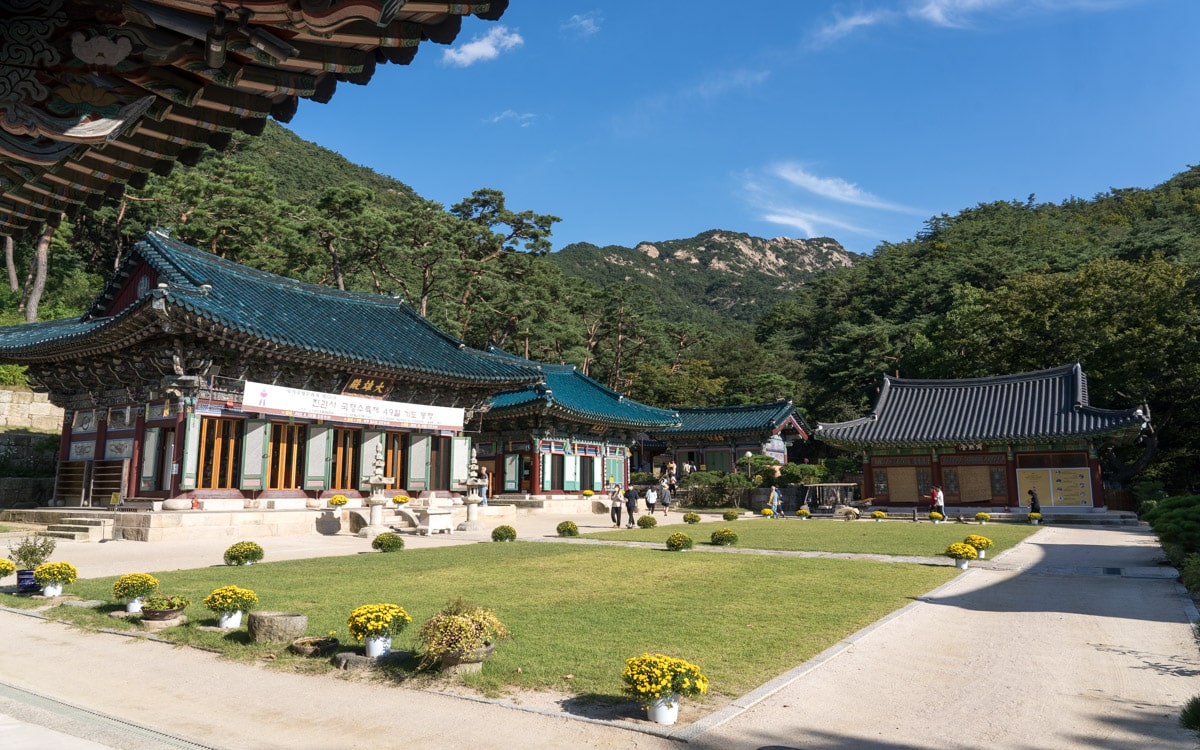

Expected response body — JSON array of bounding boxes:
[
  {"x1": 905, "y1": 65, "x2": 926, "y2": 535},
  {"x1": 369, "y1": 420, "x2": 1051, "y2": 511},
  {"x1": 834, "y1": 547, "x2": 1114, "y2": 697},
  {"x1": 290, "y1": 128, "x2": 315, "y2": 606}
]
[{"x1": 241, "y1": 381, "x2": 463, "y2": 432}]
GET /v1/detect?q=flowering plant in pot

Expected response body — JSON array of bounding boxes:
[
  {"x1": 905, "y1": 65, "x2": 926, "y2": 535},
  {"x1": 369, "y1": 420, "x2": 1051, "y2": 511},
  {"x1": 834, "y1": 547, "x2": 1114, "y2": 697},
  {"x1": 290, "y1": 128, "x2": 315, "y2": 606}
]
[
  {"x1": 556, "y1": 520, "x2": 579, "y2": 537},
  {"x1": 223, "y1": 541, "x2": 264, "y2": 566},
  {"x1": 928, "y1": 511, "x2": 944, "y2": 523},
  {"x1": 0, "y1": 559, "x2": 15, "y2": 578},
  {"x1": 710, "y1": 527, "x2": 738, "y2": 546},
  {"x1": 1028, "y1": 512, "x2": 1042, "y2": 524},
  {"x1": 871, "y1": 510, "x2": 887, "y2": 520},
  {"x1": 582, "y1": 489, "x2": 595, "y2": 497},
  {"x1": 622, "y1": 652, "x2": 709, "y2": 706},
  {"x1": 8, "y1": 533, "x2": 56, "y2": 570},
  {"x1": 347, "y1": 602, "x2": 412, "y2": 642},
  {"x1": 141, "y1": 593, "x2": 191, "y2": 620},
  {"x1": 34, "y1": 562, "x2": 78, "y2": 586},
  {"x1": 491, "y1": 525, "x2": 517, "y2": 542},
  {"x1": 113, "y1": 573, "x2": 159, "y2": 600},
  {"x1": 372, "y1": 532, "x2": 405, "y2": 552},
  {"x1": 722, "y1": 509, "x2": 740, "y2": 522},
  {"x1": 975, "y1": 512, "x2": 991, "y2": 523},
  {"x1": 945, "y1": 542, "x2": 978, "y2": 560},
  {"x1": 797, "y1": 508, "x2": 811, "y2": 519},
  {"x1": 760, "y1": 508, "x2": 774, "y2": 517},
  {"x1": 415, "y1": 598, "x2": 509, "y2": 670},
  {"x1": 327, "y1": 494, "x2": 348, "y2": 507},
  {"x1": 637, "y1": 515, "x2": 658, "y2": 529},
  {"x1": 683, "y1": 513, "x2": 701, "y2": 524},
  {"x1": 964, "y1": 534, "x2": 993, "y2": 559},
  {"x1": 202, "y1": 585, "x2": 258, "y2": 615},
  {"x1": 391, "y1": 495, "x2": 411, "y2": 505}
]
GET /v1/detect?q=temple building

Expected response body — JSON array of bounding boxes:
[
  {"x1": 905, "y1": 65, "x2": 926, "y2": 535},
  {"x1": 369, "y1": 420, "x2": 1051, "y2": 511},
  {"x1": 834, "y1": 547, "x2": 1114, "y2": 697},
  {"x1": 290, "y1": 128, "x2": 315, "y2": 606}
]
[
  {"x1": 0, "y1": 230, "x2": 541, "y2": 510},
  {"x1": 477, "y1": 349, "x2": 680, "y2": 501},
  {"x1": 815, "y1": 364, "x2": 1149, "y2": 512},
  {"x1": 642, "y1": 401, "x2": 811, "y2": 475}
]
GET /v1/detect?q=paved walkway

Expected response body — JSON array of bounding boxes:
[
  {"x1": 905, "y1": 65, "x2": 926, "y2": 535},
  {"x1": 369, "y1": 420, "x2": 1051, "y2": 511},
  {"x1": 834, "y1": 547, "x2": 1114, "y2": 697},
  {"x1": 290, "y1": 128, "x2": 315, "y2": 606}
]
[{"x1": 2, "y1": 517, "x2": 1198, "y2": 748}]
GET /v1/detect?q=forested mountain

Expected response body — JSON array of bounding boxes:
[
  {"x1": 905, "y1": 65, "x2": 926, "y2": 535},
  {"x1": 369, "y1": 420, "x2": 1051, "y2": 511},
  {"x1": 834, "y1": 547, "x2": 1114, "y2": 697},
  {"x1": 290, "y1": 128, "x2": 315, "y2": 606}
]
[
  {"x1": 3, "y1": 120, "x2": 1199, "y2": 490},
  {"x1": 550, "y1": 232, "x2": 856, "y2": 333}
]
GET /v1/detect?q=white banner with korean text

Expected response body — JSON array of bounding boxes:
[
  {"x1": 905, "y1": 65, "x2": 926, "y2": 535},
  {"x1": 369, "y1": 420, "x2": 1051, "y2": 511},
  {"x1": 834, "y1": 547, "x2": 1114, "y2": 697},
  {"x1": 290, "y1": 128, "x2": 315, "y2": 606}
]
[{"x1": 241, "y1": 381, "x2": 463, "y2": 432}]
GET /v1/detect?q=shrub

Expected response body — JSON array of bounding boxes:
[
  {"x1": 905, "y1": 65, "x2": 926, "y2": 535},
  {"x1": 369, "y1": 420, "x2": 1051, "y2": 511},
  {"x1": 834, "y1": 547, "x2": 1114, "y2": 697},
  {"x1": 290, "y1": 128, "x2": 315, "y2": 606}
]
[
  {"x1": 347, "y1": 602, "x2": 412, "y2": 641},
  {"x1": 710, "y1": 528, "x2": 738, "y2": 546},
  {"x1": 778, "y1": 462, "x2": 826, "y2": 487},
  {"x1": 7, "y1": 533, "x2": 56, "y2": 569},
  {"x1": 372, "y1": 532, "x2": 404, "y2": 552},
  {"x1": 491, "y1": 525, "x2": 517, "y2": 542},
  {"x1": 223, "y1": 541, "x2": 264, "y2": 566},
  {"x1": 113, "y1": 573, "x2": 159, "y2": 600},
  {"x1": 722, "y1": 509, "x2": 740, "y2": 522},
  {"x1": 1180, "y1": 554, "x2": 1200, "y2": 591},
  {"x1": 202, "y1": 585, "x2": 258, "y2": 613},
  {"x1": 637, "y1": 515, "x2": 658, "y2": 529},
  {"x1": 143, "y1": 593, "x2": 190, "y2": 610},
  {"x1": 415, "y1": 597, "x2": 509, "y2": 670},
  {"x1": 556, "y1": 520, "x2": 580, "y2": 537},
  {"x1": 630, "y1": 471, "x2": 657, "y2": 486},
  {"x1": 683, "y1": 512, "x2": 701, "y2": 524},
  {"x1": 665, "y1": 532, "x2": 694, "y2": 551},
  {"x1": 1182, "y1": 693, "x2": 1200, "y2": 733},
  {"x1": 1141, "y1": 495, "x2": 1200, "y2": 554}
]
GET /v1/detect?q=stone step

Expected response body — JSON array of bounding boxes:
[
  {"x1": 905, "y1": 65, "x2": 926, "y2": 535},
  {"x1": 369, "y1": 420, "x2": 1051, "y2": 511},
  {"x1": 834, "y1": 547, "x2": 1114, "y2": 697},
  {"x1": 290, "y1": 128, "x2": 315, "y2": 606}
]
[
  {"x1": 60, "y1": 517, "x2": 111, "y2": 528},
  {"x1": 45, "y1": 520, "x2": 112, "y2": 541},
  {"x1": 43, "y1": 528, "x2": 97, "y2": 541}
]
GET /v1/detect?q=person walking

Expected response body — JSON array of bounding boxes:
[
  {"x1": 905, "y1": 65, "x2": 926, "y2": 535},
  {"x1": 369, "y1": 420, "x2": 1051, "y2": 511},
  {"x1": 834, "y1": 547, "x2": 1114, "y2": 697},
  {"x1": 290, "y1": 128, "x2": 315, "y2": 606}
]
[
  {"x1": 624, "y1": 485, "x2": 640, "y2": 528},
  {"x1": 1028, "y1": 487, "x2": 1041, "y2": 515},
  {"x1": 478, "y1": 465, "x2": 489, "y2": 506},
  {"x1": 769, "y1": 485, "x2": 784, "y2": 518},
  {"x1": 658, "y1": 479, "x2": 672, "y2": 515},
  {"x1": 610, "y1": 485, "x2": 624, "y2": 528},
  {"x1": 645, "y1": 485, "x2": 658, "y2": 515},
  {"x1": 931, "y1": 485, "x2": 946, "y2": 519}
]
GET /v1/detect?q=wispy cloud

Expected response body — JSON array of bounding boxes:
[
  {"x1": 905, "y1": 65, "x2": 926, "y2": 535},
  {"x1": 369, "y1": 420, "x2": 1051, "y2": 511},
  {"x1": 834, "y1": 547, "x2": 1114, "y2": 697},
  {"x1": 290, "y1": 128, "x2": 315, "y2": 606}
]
[
  {"x1": 771, "y1": 163, "x2": 923, "y2": 214},
  {"x1": 683, "y1": 68, "x2": 771, "y2": 100},
  {"x1": 760, "y1": 208, "x2": 875, "y2": 237},
  {"x1": 486, "y1": 110, "x2": 537, "y2": 128},
  {"x1": 562, "y1": 12, "x2": 603, "y2": 36},
  {"x1": 811, "y1": 0, "x2": 1140, "y2": 44},
  {"x1": 443, "y1": 26, "x2": 524, "y2": 67}
]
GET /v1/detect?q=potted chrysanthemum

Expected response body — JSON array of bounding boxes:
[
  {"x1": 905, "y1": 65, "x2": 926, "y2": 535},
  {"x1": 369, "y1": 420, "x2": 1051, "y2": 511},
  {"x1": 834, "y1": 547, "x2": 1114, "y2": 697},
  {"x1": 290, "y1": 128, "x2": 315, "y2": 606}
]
[
  {"x1": 964, "y1": 534, "x2": 993, "y2": 559},
  {"x1": 203, "y1": 585, "x2": 258, "y2": 629},
  {"x1": 113, "y1": 572, "x2": 160, "y2": 613},
  {"x1": 622, "y1": 652, "x2": 709, "y2": 725},
  {"x1": 223, "y1": 541, "x2": 264, "y2": 566},
  {"x1": 929, "y1": 511, "x2": 945, "y2": 524},
  {"x1": 33, "y1": 562, "x2": 77, "y2": 597},
  {"x1": 347, "y1": 602, "x2": 413, "y2": 658},
  {"x1": 666, "y1": 532, "x2": 694, "y2": 551},
  {"x1": 945, "y1": 542, "x2": 978, "y2": 569},
  {"x1": 871, "y1": 510, "x2": 887, "y2": 522},
  {"x1": 391, "y1": 494, "x2": 411, "y2": 505},
  {"x1": 1028, "y1": 512, "x2": 1042, "y2": 525},
  {"x1": 975, "y1": 512, "x2": 991, "y2": 524},
  {"x1": 327, "y1": 494, "x2": 348, "y2": 509},
  {"x1": 797, "y1": 508, "x2": 811, "y2": 520},
  {"x1": 415, "y1": 598, "x2": 509, "y2": 672}
]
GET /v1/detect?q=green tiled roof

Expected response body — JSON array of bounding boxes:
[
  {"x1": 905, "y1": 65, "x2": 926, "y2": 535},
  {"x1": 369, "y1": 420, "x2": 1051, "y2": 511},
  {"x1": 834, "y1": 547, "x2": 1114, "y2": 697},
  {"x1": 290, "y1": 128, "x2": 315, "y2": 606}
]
[
  {"x1": 650, "y1": 401, "x2": 809, "y2": 439},
  {"x1": 0, "y1": 231, "x2": 542, "y2": 387},
  {"x1": 483, "y1": 348, "x2": 680, "y2": 429},
  {"x1": 816, "y1": 364, "x2": 1148, "y2": 448}
]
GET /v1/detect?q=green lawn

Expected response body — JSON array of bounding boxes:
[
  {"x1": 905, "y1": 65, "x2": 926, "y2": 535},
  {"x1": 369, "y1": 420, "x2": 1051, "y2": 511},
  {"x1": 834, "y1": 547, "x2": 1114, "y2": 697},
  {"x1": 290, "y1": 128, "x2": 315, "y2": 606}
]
[
  {"x1": 589, "y1": 516, "x2": 1039, "y2": 556},
  {"x1": 48, "y1": 542, "x2": 956, "y2": 702}
]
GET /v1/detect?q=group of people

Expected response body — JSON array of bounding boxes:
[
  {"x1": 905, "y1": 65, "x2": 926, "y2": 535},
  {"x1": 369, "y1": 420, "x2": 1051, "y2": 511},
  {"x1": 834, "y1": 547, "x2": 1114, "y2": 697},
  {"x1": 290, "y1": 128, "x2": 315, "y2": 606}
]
[
  {"x1": 610, "y1": 478, "x2": 674, "y2": 528},
  {"x1": 927, "y1": 484, "x2": 1042, "y2": 516}
]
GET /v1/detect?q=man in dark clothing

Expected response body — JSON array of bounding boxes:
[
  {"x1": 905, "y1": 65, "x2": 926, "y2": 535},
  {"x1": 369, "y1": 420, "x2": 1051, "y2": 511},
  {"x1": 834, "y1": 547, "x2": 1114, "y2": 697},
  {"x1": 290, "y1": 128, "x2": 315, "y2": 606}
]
[
  {"x1": 1027, "y1": 488, "x2": 1041, "y2": 514},
  {"x1": 624, "y1": 485, "x2": 640, "y2": 528}
]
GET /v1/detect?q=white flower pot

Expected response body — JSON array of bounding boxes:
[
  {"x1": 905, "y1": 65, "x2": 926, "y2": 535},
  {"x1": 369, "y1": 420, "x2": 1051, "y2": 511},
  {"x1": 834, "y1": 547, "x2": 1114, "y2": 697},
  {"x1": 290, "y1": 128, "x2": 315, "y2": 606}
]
[
  {"x1": 647, "y1": 693, "x2": 680, "y2": 725},
  {"x1": 977, "y1": 549, "x2": 987, "y2": 560},
  {"x1": 41, "y1": 582, "x2": 64, "y2": 597},
  {"x1": 126, "y1": 597, "x2": 144, "y2": 613},
  {"x1": 364, "y1": 634, "x2": 392, "y2": 658},
  {"x1": 218, "y1": 610, "x2": 243, "y2": 629},
  {"x1": 954, "y1": 558, "x2": 969, "y2": 570}
]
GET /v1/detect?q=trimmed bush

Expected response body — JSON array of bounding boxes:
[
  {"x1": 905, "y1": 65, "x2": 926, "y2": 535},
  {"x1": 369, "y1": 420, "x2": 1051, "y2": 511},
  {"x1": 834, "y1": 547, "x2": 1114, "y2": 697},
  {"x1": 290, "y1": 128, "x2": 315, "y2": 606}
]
[
  {"x1": 665, "y1": 532, "x2": 694, "y2": 551},
  {"x1": 1182, "y1": 693, "x2": 1200, "y2": 733},
  {"x1": 223, "y1": 541, "x2": 265, "y2": 566},
  {"x1": 491, "y1": 525, "x2": 517, "y2": 542},
  {"x1": 556, "y1": 520, "x2": 580, "y2": 537},
  {"x1": 683, "y1": 512, "x2": 701, "y2": 524},
  {"x1": 371, "y1": 532, "x2": 404, "y2": 552},
  {"x1": 722, "y1": 509, "x2": 740, "y2": 522},
  {"x1": 710, "y1": 528, "x2": 738, "y2": 546},
  {"x1": 637, "y1": 515, "x2": 657, "y2": 529}
]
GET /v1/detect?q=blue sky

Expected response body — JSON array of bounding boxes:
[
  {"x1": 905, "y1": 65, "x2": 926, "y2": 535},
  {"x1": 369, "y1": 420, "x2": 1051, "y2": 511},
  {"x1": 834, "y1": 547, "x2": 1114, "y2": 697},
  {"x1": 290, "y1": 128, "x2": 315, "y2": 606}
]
[{"x1": 290, "y1": 1, "x2": 1199, "y2": 255}]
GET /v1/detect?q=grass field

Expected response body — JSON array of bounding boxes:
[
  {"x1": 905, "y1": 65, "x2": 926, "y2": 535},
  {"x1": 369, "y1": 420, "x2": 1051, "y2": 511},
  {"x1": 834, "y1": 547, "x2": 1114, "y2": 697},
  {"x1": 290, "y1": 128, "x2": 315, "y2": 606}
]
[
  {"x1": 588, "y1": 516, "x2": 1039, "y2": 556},
  {"x1": 41, "y1": 539, "x2": 960, "y2": 702}
]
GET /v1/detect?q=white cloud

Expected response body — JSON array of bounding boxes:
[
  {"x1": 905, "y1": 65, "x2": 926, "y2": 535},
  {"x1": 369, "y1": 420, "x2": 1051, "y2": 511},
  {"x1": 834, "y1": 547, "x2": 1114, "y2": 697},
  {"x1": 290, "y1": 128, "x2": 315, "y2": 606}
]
[
  {"x1": 761, "y1": 208, "x2": 876, "y2": 237},
  {"x1": 486, "y1": 110, "x2": 537, "y2": 128},
  {"x1": 442, "y1": 26, "x2": 524, "y2": 67},
  {"x1": 909, "y1": 0, "x2": 1007, "y2": 28},
  {"x1": 770, "y1": 163, "x2": 922, "y2": 214},
  {"x1": 562, "y1": 13, "x2": 602, "y2": 36},
  {"x1": 811, "y1": 10, "x2": 894, "y2": 45},
  {"x1": 685, "y1": 68, "x2": 771, "y2": 100}
]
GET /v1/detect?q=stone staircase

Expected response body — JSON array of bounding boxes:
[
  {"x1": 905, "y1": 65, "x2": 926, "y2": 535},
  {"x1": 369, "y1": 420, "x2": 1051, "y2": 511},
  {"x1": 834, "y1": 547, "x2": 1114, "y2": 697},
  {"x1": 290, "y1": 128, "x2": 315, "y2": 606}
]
[{"x1": 44, "y1": 517, "x2": 114, "y2": 542}]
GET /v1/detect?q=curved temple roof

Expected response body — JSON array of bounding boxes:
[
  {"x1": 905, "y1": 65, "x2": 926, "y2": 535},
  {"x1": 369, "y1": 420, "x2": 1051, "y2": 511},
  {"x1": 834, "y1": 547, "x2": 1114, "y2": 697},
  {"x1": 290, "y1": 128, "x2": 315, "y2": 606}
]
[
  {"x1": 816, "y1": 364, "x2": 1147, "y2": 448},
  {"x1": 0, "y1": 230, "x2": 541, "y2": 387},
  {"x1": 651, "y1": 401, "x2": 810, "y2": 440},
  {"x1": 482, "y1": 347, "x2": 681, "y2": 430},
  {"x1": 1, "y1": 0, "x2": 508, "y2": 233}
]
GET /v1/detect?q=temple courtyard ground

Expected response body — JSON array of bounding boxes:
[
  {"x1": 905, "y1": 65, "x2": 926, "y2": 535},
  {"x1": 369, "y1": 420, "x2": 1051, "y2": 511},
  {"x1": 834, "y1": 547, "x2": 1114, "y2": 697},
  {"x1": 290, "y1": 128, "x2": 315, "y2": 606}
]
[{"x1": 1, "y1": 515, "x2": 1198, "y2": 749}]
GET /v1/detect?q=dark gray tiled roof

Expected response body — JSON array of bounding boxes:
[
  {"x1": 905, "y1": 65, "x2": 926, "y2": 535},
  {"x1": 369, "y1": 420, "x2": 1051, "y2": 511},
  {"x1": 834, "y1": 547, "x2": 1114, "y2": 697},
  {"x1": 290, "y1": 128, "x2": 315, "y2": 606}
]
[
  {"x1": 483, "y1": 348, "x2": 680, "y2": 429},
  {"x1": 651, "y1": 401, "x2": 810, "y2": 439},
  {"x1": 0, "y1": 231, "x2": 542, "y2": 387},
  {"x1": 816, "y1": 364, "x2": 1147, "y2": 447}
]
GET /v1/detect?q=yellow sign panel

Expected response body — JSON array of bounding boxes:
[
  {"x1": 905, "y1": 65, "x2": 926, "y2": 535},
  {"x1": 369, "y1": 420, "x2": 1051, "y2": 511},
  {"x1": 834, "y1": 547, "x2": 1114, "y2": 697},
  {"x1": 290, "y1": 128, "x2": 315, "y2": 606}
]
[
  {"x1": 109, "y1": 492, "x2": 121, "y2": 506},
  {"x1": 1017, "y1": 468, "x2": 1091, "y2": 507}
]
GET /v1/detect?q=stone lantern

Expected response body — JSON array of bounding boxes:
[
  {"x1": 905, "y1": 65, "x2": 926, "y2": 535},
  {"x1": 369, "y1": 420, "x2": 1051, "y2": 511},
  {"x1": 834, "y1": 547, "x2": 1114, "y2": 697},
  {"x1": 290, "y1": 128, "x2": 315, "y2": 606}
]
[
  {"x1": 457, "y1": 449, "x2": 486, "y2": 531},
  {"x1": 357, "y1": 445, "x2": 393, "y2": 540}
]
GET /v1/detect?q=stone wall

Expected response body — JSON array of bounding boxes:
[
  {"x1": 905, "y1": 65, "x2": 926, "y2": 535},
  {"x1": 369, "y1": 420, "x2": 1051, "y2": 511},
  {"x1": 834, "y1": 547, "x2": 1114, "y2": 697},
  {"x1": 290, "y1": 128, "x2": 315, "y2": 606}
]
[
  {"x1": 0, "y1": 477, "x2": 55, "y2": 508},
  {"x1": 0, "y1": 388, "x2": 64, "y2": 433}
]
